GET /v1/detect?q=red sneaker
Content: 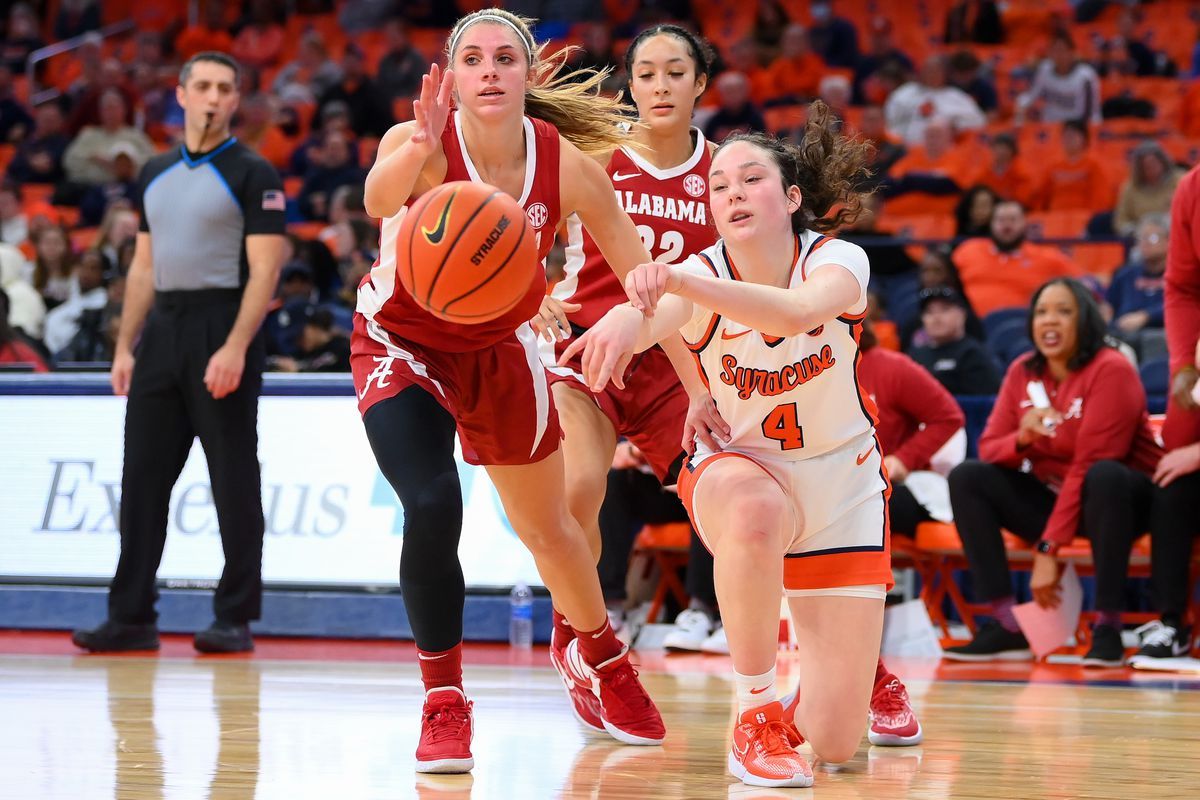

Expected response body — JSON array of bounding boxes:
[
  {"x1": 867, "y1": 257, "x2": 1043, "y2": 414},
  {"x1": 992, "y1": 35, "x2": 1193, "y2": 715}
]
[
  {"x1": 564, "y1": 638, "x2": 666, "y2": 745},
  {"x1": 415, "y1": 687, "x2": 474, "y2": 773},
  {"x1": 550, "y1": 642, "x2": 605, "y2": 734},
  {"x1": 728, "y1": 702, "x2": 812, "y2": 788},
  {"x1": 868, "y1": 675, "x2": 923, "y2": 746}
]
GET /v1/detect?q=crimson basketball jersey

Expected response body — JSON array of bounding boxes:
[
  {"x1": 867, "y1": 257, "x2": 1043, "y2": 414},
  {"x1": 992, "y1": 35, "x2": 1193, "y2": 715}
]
[
  {"x1": 358, "y1": 111, "x2": 562, "y2": 352},
  {"x1": 552, "y1": 129, "x2": 715, "y2": 329},
  {"x1": 678, "y1": 231, "x2": 877, "y2": 461}
]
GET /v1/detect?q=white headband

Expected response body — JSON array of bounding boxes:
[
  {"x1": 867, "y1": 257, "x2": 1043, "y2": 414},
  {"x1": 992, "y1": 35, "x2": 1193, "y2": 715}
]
[{"x1": 449, "y1": 13, "x2": 533, "y2": 61}]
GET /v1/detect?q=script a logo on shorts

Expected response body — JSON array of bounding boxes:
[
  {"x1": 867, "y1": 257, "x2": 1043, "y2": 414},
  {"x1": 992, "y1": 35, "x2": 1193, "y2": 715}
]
[
  {"x1": 526, "y1": 202, "x2": 549, "y2": 229},
  {"x1": 683, "y1": 174, "x2": 706, "y2": 198},
  {"x1": 421, "y1": 194, "x2": 454, "y2": 245}
]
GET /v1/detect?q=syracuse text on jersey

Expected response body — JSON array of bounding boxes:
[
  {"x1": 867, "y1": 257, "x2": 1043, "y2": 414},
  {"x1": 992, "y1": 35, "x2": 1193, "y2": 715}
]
[{"x1": 719, "y1": 345, "x2": 838, "y2": 400}]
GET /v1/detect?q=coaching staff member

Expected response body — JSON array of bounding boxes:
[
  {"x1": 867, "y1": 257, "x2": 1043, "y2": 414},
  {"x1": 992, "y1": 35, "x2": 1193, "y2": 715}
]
[{"x1": 73, "y1": 52, "x2": 285, "y2": 654}]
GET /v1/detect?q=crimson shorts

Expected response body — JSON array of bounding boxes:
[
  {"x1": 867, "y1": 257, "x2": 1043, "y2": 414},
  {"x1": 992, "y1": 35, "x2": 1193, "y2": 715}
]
[
  {"x1": 351, "y1": 313, "x2": 561, "y2": 466},
  {"x1": 544, "y1": 340, "x2": 689, "y2": 483}
]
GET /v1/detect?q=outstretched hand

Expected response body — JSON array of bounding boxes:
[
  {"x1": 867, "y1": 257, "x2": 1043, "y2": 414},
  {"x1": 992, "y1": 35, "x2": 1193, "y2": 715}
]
[
  {"x1": 409, "y1": 63, "x2": 454, "y2": 157},
  {"x1": 624, "y1": 262, "x2": 682, "y2": 317},
  {"x1": 559, "y1": 305, "x2": 644, "y2": 391}
]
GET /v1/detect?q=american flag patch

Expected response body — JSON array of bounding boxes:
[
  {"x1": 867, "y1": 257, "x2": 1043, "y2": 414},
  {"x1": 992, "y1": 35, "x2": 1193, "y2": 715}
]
[{"x1": 262, "y1": 190, "x2": 286, "y2": 211}]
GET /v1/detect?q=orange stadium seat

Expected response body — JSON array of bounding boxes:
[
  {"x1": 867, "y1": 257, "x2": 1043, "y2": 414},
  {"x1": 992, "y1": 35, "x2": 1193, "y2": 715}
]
[
  {"x1": 1026, "y1": 210, "x2": 1092, "y2": 239},
  {"x1": 882, "y1": 214, "x2": 956, "y2": 241},
  {"x1": 1062, "y1": 242, "x2": 1127, "y2": 280},
  {"x1": 631, "y1": 522, "x2": 693, "y2": 625},
  {"x1": 0, "y1": 144, "x2": 14, "y2": 175}
]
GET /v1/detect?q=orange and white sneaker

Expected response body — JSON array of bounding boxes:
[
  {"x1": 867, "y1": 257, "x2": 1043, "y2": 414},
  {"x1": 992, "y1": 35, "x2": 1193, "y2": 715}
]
[
  {"x1": 868, "y1": 674, "x2": 923, "y2": 746},
  {"x1": 728, "y1": 702, "x2": 813, "y2": 788},
  {"x1": 563, "y1": 638, "x2": 666, "y2": 745},
  {"x1": 415, "y1": 687, "x2": 474, "y2": 773},
  {"x1": 550, "y1": 641, "x2": 606, "y2": 735}
]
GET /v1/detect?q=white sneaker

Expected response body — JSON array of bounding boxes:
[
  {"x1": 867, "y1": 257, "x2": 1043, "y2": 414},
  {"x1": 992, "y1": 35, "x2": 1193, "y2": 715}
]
[
  {"x1": 662, "y1": 608, "x2": 713, "y2": 652},
  {"x1": 700, "y1": 624, "x2": 729, "y2": 654}
]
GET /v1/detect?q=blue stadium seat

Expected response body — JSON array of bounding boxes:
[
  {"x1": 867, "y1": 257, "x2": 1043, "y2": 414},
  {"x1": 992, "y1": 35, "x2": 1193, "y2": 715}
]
[
  {"x1": 981, "y1": 306, "x2": 1028, "y2": 340},
  {"x1": 986, "y1": 318, "x2": 1034, "y2": 366},
  {"x1": 1139, "y1": 358, "x2": 1169, "y2": 396}
]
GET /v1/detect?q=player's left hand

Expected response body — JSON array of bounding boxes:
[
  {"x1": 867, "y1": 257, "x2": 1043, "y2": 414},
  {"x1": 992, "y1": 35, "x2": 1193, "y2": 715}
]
[
  {"x1": 682, "y1": 392, "x2": 730, "y2": 456},
  {"x1": 1030, "y1": 552, "x2": 1064, "y2": 610},
  {"x1": 883, "y1": 455, "x2": 909, "y2": 484},
  {"x1": 1154, "y1": 443, "x2": 1200, "y2": 487},
  {"x1": 559, "y1": 304, "x2": 642, "y2": 391},
  {"x1": 625, "y1": 262, "x2": 682, "y2": 317},
  {"x1": 205, "y1": 344, "x2": 245, "y2": 399},
  {"x1": 531, "y1": 297, "x2": 581, "y2": 343}
]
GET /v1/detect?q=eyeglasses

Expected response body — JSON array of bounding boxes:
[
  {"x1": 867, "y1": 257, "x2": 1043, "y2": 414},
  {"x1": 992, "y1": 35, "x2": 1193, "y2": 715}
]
[{"x1": 1141, "y1": 233, "x2": 1163, "y2": 244}]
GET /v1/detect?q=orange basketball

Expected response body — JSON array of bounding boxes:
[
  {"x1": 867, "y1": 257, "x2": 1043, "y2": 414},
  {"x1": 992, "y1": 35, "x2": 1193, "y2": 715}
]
[{"x1": 397, "y1": 181, "x2": 538, "y2": 324}]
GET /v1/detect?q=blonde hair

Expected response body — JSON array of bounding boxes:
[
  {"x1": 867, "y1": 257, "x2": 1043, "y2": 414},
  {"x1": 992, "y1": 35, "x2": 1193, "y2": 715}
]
[{"x1": 446, "y1": 9, "x2": 634, "y2": 155}]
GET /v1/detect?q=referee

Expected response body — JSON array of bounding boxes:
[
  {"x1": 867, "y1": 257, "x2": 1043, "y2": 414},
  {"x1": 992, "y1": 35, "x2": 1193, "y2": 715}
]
[{"x1": 73, "y1": 52, "x2": 285, "y2": 654}]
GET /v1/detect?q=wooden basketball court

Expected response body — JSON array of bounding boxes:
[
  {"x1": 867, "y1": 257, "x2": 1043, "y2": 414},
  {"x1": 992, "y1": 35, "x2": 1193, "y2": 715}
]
[{"x1": 3, "y1": 633, "x2": 1198, "y2": 799}]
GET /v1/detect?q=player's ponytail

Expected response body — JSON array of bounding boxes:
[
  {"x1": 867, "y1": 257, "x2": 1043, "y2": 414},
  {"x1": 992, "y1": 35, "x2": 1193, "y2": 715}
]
[
  {"x1": 717, "y1": 101, "x2": 874, "y2": 234},
  {"x1": 447, "y1": 10, "x2": 633, "y2": 156}
]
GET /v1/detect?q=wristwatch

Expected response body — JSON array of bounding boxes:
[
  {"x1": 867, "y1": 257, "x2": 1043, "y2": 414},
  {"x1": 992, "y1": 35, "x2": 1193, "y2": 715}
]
[{"x1": 1035, "y1": 539, "x2": 1059, "y2": 556}]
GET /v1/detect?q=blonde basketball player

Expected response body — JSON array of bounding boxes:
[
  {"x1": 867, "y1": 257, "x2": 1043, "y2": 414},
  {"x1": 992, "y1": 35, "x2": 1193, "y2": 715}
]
[{"x1": 562, "y1": 104, "x2": 890, "y2": 788}]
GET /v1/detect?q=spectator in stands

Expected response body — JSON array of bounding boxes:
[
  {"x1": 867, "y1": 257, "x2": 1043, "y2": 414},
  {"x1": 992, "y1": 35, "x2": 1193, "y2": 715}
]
[
  {"x1": 1107, "y1": 214, "x2": 1168, "y2": 349},
  {"x1": 69, "y1": 59, "x2": 139, "y2": 135},
  {"x1": 318, "y1": 43, "x2": 393, "y2": 139},
  {"x1": 1036, "y1": 119, "x2": 1112, "y2": 214},
  {"x1": 702, "y1": 72, "x2": 767, "y2": 143},
  {"x1": 818, "y1": 75, "x2": 853, "y2": 122},
  {"x1": 298, "y1": 130, "x2": 365, "y2": 222},
  {"x1": 953, "y1": 200, "x2": 1083, "y2": 317},
  {"x1": 859, "y1": 317, "x2": 966, "y2": 538},
  {"x1": 764, "y1": 24, "x2": 827, "y2": 105},
  {"x1": 0, "y1": 242, "x2": 43, "y2": 341},
  {"x1": 128, "y1": 62, "x2": 183, "y2": 143},
  {"x1": 904, "y1": 247, "x2": 986, "y2": 346},
  {"x1": 1016, "y1": 33, "x2": 1102, "y2": 124},
  {"x1": 1, "y1": 3, "x2": 44, "y2": 74},
  {"x1": 808, "y1": 0, "x2": 860, "y2": 68},
  {"x1": 31, "y1": 225, "x2": 73, "y2": 309},
  {"x1": 273, "y1": 32, "x2": 343, "y2": 106},
  {"x1": 243, "y1": 99, "x2": 301, "y2": 173},
  {"x1": 751, "y1": 0, "x2": 789, "y2": 58},
  {"x1": 54, "y1": 0, "x2": 101, "y2": 41},
  {"x1": 945, "y1": 278, "x2": 1162, "y2": 665},
  {"x1": 724, "y1": 38, "x2": 772, "y2": 106},
  {"x1": 944, "y1": 0, "x2": 1004, "y2": 44},
  {"x1": 908, "y1": 286, "x2": 1001, "y2": 395},
  {"x1": 1114, "y1": 141, "x2": 1184, "y2": 237},
  {"x1": 1135, "y1": 164, "x2": 1200, "y2": 661},
  {"x1": 289, "y1": 100, "x2": 355, "y2": 179},
  {"x1": 1113, "y1": 9, "x2": 1177, "y2": 77},
  {"x1": 378, "y1": 19, "x2": 427, "y2": 104},
  {"x1": 337, "y1": 0, "x2": 399, "y2": 33},
  {"x1": 232, "y1": 0, "x2": 286, "y2": 69},
  {"x1": 853, "y1": 18, "x2": 914, "y2": 105},
  {"x1": 0, "y1": 287, "x2": 47, "y2": 371},
  {"x1": 78, "y1": 143, "x2": 142, "y2": 227},
  {"x1": 568, "y1": 21, "x2": 620, "y2": 76},
  {"x1": 969, "y1": 133, "x2": 1039, "y2": 209},
  {"x1": 0, "y1": 65, "x2": 32, "y2": 143},
  {"x1": 885, "y1": 117, "x2": 974, "y2": 214},
  {"x1": 854, "y1": 105, "x2": 906, "y2": 185},
  {"x1": 42, "y1": 248, "x2": 109, "y2": 356},
  {"x1": 6, "y1": 101, "x2": 69, "y2": 185},
  {"x1": 175, "y1": 4, "x2": 235, "y2": 61},
  {"x1": 0, "y1": 182, "x2": 28, "y2": 245},
  {"x1": 62, "y1": 90, "x2": 155, "y2": 197},
  {"x1": 267, "y1": 304, "x2": 350, "y2": 372},
  {"x1": 955, "y1": 185, "x2": 1001, "y2": 238},
  {"x1": 884, "y1": 55, "x2": 986, "y2": 145},
  {"x1": 947, "y1": 50, "x2": 998, "y2": 115},
  {"x1": 95, "y1": 205, "x2": 138, "y2": 272}
]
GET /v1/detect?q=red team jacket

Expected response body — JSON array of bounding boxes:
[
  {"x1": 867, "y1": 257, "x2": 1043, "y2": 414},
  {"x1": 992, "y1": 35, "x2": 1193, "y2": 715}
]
[
  {"x1": 978, "y1": 348, "x2": 1163, "y2": 546},
  {"x1": 366, "y1": 111, "x2": 562, "y2": 352},
  {"x1": 556, "y1": 131, "x2": 715, "y2": 328},
  {"x1": 1164, "y1": 163, "x2": 1200, "y2": 450},
  {"x1": 857, "y1": 346, "x2": 965, "y2": 472}
]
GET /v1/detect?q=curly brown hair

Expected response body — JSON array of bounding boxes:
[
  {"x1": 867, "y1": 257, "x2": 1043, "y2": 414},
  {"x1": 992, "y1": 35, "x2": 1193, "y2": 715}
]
[{"x1": 716, "y1": 101, "x2": 874, "y2": 234}]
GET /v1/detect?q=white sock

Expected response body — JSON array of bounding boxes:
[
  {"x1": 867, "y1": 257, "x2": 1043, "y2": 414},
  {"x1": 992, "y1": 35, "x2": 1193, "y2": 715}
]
[{"x1": 734, "y1": 666, "x2": 777, "y2": 714}]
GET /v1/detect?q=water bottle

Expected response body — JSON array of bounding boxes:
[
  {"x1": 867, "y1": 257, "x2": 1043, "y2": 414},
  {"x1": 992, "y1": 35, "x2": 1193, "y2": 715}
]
[{"x1": 509, "y1": 581, "x2": 533, "y2": 649}]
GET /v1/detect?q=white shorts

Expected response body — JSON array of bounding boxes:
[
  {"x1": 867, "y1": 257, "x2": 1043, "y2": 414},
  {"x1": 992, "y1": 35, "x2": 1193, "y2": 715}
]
[{"x1": 678, "y1": 431, "x2": 893, "y2": 592}]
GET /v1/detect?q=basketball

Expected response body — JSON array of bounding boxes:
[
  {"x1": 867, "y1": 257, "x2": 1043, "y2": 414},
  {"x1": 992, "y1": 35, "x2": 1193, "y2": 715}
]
[{"x1": 397, "y1": 181, "x2": 538, "y2": 324}]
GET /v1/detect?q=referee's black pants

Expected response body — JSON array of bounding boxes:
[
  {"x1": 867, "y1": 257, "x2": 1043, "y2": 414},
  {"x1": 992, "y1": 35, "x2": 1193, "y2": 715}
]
[{"x1": 109, "y1": 290, "x2": 266, "y2": 625}]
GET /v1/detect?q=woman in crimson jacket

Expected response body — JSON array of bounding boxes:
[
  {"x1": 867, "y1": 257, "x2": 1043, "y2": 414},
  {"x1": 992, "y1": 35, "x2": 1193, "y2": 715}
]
[{"x1": 943, "y1": 278, "x2": 1162, "y2": 667}]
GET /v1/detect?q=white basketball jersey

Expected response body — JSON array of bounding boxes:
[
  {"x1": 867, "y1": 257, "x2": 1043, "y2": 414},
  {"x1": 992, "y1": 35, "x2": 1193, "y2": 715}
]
[{"x1": 678, "y1": 231, "x2": 878, "y2": 461}]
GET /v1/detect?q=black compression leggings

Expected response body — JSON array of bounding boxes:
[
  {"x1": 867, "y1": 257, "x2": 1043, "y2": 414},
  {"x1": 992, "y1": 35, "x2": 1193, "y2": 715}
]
[{"x1": 363, "y1": 388, "x2": 465, "y2": 652}]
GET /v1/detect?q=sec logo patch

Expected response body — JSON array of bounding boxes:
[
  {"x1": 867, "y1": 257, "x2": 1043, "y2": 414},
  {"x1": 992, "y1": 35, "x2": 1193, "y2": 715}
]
[
  {"x1": 683, "y1": 174, "x2": 706, "y2": 198},
  {"x1": 526, "y1": 202, "x2": 549, "y2": 229}
]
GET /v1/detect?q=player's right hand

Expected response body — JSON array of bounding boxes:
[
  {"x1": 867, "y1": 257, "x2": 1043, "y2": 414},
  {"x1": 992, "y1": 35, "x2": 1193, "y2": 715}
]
[
  {"x1": 1171, "y1": 366, "x2": 1199, "y2": 412},
  {"x1": 625, "y1": 262, "x2": 681, "y2": 317},
  {"x1": 110, "y1": 350, "x2": 135, "y2": 396},
  {"x1": 559, "y1": 304, "x2": 643, "y2": 391},
  {"x1": 409, "y1": 63, "x2": 454, "y2": 158},
  {"x1": 531, "y1": 297, "x2": 581, "y2": 343},
  {"x1": 1016, "y1": 407, "x2": 1061, "y2": 448}
]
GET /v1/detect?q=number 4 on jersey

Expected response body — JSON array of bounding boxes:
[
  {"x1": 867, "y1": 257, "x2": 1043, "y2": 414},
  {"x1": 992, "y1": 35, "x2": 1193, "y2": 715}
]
[{"x1": 762, "y1": 403, "x2": 804, "y2": 451}]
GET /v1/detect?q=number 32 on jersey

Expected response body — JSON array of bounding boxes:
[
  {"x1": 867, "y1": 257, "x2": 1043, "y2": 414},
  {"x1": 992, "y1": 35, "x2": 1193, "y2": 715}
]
[
  {"x1": 636, "y1": 225, "x2": 685, "y2": 263},
  {"x1": 762, "y1": 403, "x2": 804, "y2": 451}
]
